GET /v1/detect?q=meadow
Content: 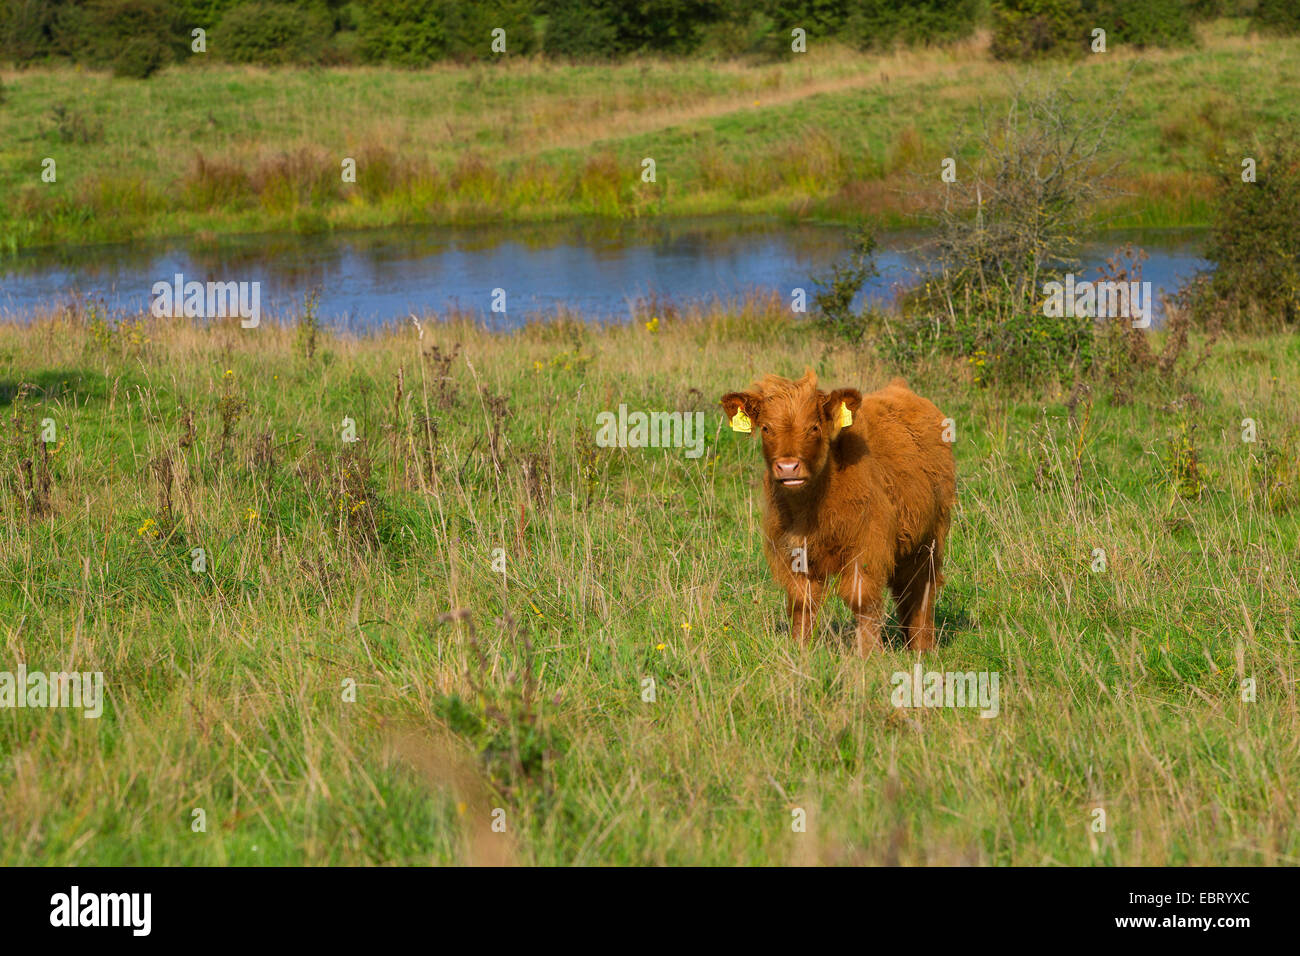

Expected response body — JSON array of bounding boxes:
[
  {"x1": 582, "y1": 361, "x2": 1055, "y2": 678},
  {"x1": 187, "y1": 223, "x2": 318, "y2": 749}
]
[
  {"x1": 3, "y1": 19, "x2": 1300, "y2": 251},
  {"x1": 0, "y1": 298, "x2": 1297, "y2": 865}
]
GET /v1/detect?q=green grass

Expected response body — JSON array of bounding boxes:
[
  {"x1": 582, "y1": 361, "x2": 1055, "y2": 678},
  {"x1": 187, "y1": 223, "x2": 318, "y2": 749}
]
[
  {"x1": 2, "y1": 21, "x2": 1299, "y2": 251},
  {"x1": 0, "y1": 299, "x2": 1297, "y2": 865}
]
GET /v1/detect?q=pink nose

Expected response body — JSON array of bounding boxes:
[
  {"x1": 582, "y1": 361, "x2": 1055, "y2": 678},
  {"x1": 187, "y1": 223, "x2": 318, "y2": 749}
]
[{"x1": 773, "y1": 458, "x2": 801, "y2": 479}]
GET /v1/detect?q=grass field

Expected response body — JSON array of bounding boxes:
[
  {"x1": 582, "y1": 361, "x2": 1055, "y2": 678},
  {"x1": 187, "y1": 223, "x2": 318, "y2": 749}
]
[
  {"x1": 0, "y1": 299, "x2": 1297, "y2": 865},
  {"x1": 3, "y1": 19, "x2": 1299, "y2": 251}
]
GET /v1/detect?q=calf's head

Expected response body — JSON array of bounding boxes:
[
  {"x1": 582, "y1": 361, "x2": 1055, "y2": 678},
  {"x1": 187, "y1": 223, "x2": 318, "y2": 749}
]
[{"x1": 720, "y1": 369, "x2": 862, "y2": 492}]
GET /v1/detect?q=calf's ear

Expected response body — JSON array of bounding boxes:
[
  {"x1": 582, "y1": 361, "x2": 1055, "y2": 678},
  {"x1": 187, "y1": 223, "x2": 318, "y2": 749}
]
[
  {"x1": 720, "y1": 391, "x2": 761, "y2": 434},
  {"x1": 821, "y1": 387, "x2": 864, "y2": 435}
]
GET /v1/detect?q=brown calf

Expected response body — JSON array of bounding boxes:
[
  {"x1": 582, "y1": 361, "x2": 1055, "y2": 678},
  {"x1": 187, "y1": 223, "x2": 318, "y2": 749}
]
[{"x1": 720, "y1": 369, "x2": 956, "y2": 655}]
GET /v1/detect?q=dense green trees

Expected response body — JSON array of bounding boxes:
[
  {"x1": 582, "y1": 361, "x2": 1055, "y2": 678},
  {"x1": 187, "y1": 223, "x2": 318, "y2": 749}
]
[
  {"x1": 0, "y1": 0, "x2": 985, "y2": 65},
  {"x1": 0, "y1": 0, "x2": 1275, "y2": 69}
]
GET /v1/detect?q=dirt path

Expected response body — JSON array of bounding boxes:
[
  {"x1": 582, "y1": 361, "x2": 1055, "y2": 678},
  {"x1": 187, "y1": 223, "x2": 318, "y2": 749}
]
[{"x1": 519, "y1": 36, "x2": 999, "y2": 156}]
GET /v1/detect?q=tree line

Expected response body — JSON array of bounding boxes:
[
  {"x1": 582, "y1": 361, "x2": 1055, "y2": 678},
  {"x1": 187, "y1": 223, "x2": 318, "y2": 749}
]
[{"x1": 0, "y1": 1, "x2": 1294, "y2": 77}]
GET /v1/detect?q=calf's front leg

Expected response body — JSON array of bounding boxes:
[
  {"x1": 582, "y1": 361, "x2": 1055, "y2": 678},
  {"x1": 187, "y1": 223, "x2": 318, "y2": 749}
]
[
  {"x1": 785, "y1": 577, "x2": 825, "y2": 647},
  {"x1": 838, "y1": 566, "x2": 886, "y2": 656}
]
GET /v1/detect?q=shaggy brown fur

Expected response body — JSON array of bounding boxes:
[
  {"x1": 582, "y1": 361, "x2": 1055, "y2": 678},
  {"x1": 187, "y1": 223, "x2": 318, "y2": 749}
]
[{"x1": 721, "y1": 369, "x2": 956, "y2": 655}]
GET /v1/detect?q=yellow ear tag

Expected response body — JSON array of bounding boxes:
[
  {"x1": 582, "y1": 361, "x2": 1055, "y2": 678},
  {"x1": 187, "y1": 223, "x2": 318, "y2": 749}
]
[
  {"x1": 838, "y1": 402, "x2": 853, "y2": 428},
  {"x1": 729, "y1": 408, "x2": 752, "y2": 433}
]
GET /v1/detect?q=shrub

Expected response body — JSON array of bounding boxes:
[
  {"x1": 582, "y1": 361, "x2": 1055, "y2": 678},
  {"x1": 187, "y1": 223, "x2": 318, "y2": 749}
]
[
  {"x1": 884, "y1": 276, "x2": 1097, "y2": 385},
  {"x1": 734, "y1": 0, "x2": 845, "y2": 56},
  {"x1": 992, "y1": 0, "x2": 1196, "y2": 59},
  {"x1": 84, "y1": 0, "x2": 177, "y2": 77},
  {"x1": 1187, "y1": 0, "x2": 1226, "y2": 18},
  {"x1": 845, "y1": 0, "x2": 982, "y2": 50},
  {"x1": 112, "y1": 35, "x2": 169, "y2": 78},
  {"x1": 1193, "y1": 133, "x2": 1300, "y2": 330},
  {"x1": 1253, "y1": 0, "x2": 1300, "y2": 36},
  {"x1": 543, "y1": 0, "x2": 618, "y2": 58},
  {"x1": 1085, "y1": 0, "x2": 1196, "y2": 50},
  {"x1": 0, "y1": 0, "x2": 57, "y2": 63},
  {"x1": 990, "y1": 0, "x2": 1087, "y2": 59},
  {"x1": 48, "y1": 103, "x2": 105, "y2": 144},
  {"x1": 697, "y1": 6, "x2": 779, "y2": 57},
  {"x1": 169, "y1": 1, "x2": 248, "y2": 32},
  {"x1": 877, "y1": 86, "x2": 1119, "y2": 385},
  {"x1": 704, "y1": 0, "x2": 983, "y2": 57},
  {"x1": 1247, "y1": 439, "x2": 1300, "y2": 514},
  {"x1": 601, "y1": 0, "x2": 723, "y2": 55},
  {"x1": 757, "y1": 0, "x2": 849, "y2": 35},
  {"x1": 358, "y1": 0, "x2": 536, "y2": 65},
  {"x1": 812, "y1": 224, "x2": 880, "y2": 343},
  {"x1": 1092, "y1": 245, "x2": 1217, "y2": 404},
  {"x1": 213, "y1": 2, "x2": 332, "y2": 65}
]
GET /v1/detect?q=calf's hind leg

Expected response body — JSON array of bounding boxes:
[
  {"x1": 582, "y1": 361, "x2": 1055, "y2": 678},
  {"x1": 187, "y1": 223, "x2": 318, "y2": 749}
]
[{"x1": 890, "y1": 542, "x2": 942, "y2": 651}]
